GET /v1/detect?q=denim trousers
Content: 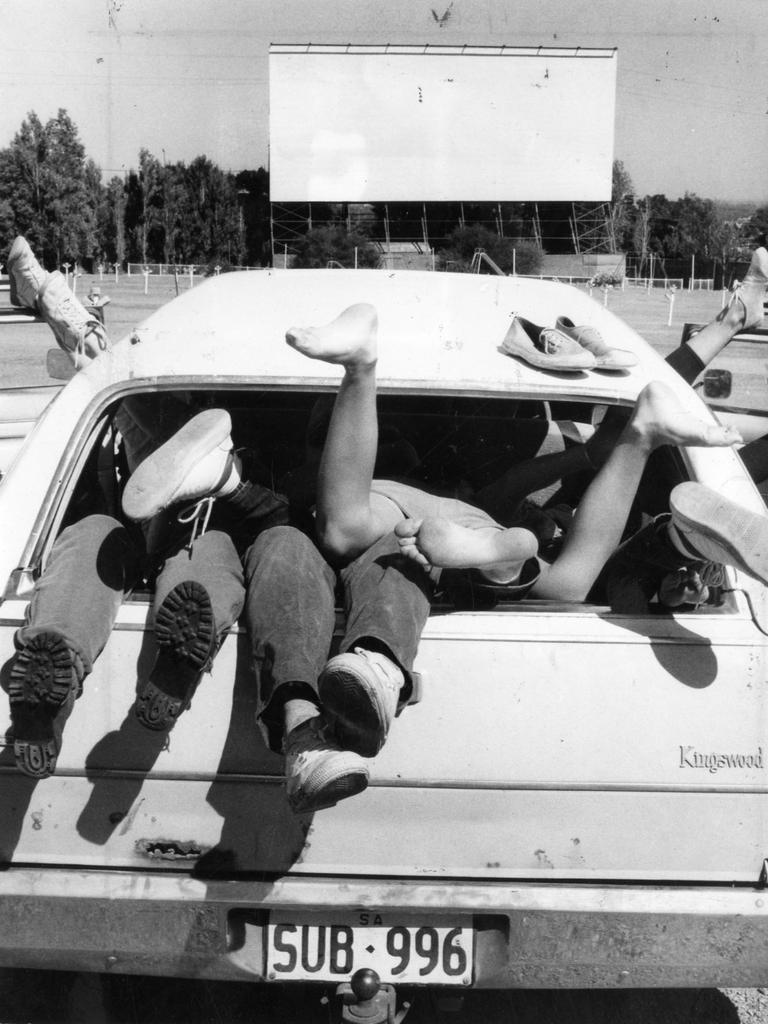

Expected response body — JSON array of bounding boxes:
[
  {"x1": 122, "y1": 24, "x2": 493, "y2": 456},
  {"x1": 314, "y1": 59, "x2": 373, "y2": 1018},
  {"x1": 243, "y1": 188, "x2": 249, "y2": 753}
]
[
  {"x1": 16, "y1": 471, "x2": 289, "y2": 677},
  {"x1": 17, "y1": 513, "x2": 431, "y2": 754},
  {"x1": 245, "y1": 526, "x2": 432, "y2": 751}
]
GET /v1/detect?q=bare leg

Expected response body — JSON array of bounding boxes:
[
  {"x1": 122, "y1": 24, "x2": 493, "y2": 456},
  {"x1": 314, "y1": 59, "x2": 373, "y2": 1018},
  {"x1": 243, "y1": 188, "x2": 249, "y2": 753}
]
[
  {"x1": 531, "y1": 382, "x2": 742, "y2": 601},
  {"x1": 685, "y1": 247, "x2": 768, "y2": 366},
  {"x1": 286, "y1": 303, "x2": 402, "y2": 558}
]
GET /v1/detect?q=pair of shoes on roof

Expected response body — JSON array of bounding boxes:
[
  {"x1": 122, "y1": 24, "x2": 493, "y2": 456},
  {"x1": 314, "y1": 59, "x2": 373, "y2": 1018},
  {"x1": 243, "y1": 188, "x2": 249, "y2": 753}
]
[
  {"x1": 8, "y1": 236, "x2": 110, "y2": 369},
  {"x1": 501, "y1": 313, "x2": 637, "y2": 373},
  {"x1": 285, "y1": 647, "x2": 405, "y2": 815}
]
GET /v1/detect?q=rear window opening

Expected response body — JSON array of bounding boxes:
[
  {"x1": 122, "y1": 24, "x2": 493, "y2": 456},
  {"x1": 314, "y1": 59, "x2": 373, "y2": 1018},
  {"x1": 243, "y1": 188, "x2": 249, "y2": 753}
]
[{"x1": 52, "y1": 387, "x2": 726, "y2": 616}]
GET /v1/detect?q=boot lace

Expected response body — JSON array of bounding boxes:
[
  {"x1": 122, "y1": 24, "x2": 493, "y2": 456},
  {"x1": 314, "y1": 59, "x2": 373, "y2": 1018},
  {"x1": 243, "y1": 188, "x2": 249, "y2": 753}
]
[{"x1": 177, "y1": 496, "x2": 215, "y2": 550}]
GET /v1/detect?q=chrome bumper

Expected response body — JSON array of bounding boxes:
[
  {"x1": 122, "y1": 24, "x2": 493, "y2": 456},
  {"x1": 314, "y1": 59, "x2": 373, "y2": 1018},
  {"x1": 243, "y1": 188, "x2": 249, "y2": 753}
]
[{"x1": 0, "y1": 868, "x2": 766, "y2": 987}]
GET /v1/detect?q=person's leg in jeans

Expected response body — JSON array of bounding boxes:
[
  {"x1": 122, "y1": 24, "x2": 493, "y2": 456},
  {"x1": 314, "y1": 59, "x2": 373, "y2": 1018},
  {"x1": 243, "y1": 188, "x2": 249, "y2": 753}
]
[
  {"x1": 133, "y1": 529, "x2": 247, "y2": 730},
  {"x1": 10, "y1": 514, "x2": 142, "y2": 777},
  {"x1": 319, "y1": 531, "x2": 433, "y2": 758},
  {"x1": 243, "y1": 525, "x2": 369, "y2": 814},
  {"x1": 121, "y1": 409, "x2": 291, "y2": 731}
]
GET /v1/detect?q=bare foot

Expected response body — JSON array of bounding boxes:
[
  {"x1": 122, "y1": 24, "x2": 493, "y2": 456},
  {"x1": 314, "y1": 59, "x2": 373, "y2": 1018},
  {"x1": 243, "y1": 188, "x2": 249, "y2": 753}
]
[
  {"x1": 286, "y1": 303, "x2": 378, "y2": 368},
  {"x1": 628, "y1": 382, "x2": 742, "y2": 450},
  {"x1": 395, "y1": 517, "x2": 538, "y2": 583}
]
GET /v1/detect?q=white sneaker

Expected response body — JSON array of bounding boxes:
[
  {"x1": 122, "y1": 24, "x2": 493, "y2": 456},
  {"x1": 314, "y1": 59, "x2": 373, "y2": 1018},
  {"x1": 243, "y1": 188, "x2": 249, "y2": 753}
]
[
  {"x1": 554, "y1": 316, "x2": 637, "y2": 371},
  {"x1": 7, "y1": 236, "x2": 47, "y2": 309},
  {"x1": 670, "y1": 482, "x2": 768, "y2": 586},
  {"x1": 284, "y1": 718, "x2": 369, "y2": 814},
  {"x1": 501, "y1": 313, "x2": 596, "y2": 372},
  {"x1": 319, "y1": 648, "x2": 404, "y2": 757},
  {"x1": 37, "y1": 270, "x2": 109, "y2": 362},
  {"x1": 122, "y1": 408, "x2": 239, "y2": 522}
]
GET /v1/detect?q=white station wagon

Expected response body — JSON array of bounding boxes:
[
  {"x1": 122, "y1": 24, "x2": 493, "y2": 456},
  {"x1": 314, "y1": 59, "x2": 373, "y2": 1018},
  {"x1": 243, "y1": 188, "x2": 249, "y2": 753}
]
[{"x1": 0, "y1": 269, "x2": 767, "y2": 1008}]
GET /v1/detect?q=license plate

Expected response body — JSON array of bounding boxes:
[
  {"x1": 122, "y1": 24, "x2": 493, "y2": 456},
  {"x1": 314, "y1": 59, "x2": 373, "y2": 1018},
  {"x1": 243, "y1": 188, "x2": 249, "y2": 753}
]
[{"x1": 266, "y1": 911, "x2": 473, "y2": 985}]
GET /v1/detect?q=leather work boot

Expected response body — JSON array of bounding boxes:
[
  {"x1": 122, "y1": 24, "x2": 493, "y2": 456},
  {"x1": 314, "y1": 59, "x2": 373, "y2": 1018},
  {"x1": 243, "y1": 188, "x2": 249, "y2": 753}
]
[
  {"x1": 9, "y1": 631, "x2": 82, "y2": 778},
  {"x1": 134, "y1": 581, "x2": 218, "y2": 731}
]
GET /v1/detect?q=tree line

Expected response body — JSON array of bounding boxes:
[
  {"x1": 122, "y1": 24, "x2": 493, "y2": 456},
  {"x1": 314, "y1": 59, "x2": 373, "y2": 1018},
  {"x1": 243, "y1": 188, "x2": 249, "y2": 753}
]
[
  {"x1": 0, "y1": 111, "x2": 765, "y2": 274},
  {"x1": 0, "y1": 110, "x2": 270, "y2": 270}
]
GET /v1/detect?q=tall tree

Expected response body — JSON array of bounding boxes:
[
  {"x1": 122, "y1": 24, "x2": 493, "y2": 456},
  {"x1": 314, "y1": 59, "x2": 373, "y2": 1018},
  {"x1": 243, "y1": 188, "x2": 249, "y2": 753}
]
[
  {"x1": 175, "y1": 156, "x2": 244, "y2": 266},
  {"x1": 0, "y1": 109, "x2": 100, "y2": 266},
  {"x1": 103, "y1": 176, "x2": 127, "y2": 266},
  {"x1": 124, "y1": 148, "x2": 164, "y2": 263},
  {"x1": 747, "y1": 206, "x2": 768, "y2": 247},
  {"x1": 666, "y1": 192, "x2": 719, "y2": 257},
  {"x1": 606, "y1": 160, "x2": 635, "y2": 252},
  {"x1": 235, "y1": 168, "x2": 270, "y2": 266}
]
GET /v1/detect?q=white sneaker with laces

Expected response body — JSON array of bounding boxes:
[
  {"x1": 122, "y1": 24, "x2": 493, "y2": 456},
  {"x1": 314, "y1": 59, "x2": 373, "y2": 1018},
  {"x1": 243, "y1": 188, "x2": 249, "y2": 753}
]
[
  {"x1": 319, "y1": 647, "x2": 404, "y2": 757},
  {"x1": 37, "y1": 270, "x2": 109, "y2": 363},
  {"x1": 500, "y1": 313, "x2": 596, "y2": 372},
  {"x1": 284, "y1": 718, "x2": 369, "y2": 814},
  {"x1": 554, "y1": 316, "x2": 637, "y2": 371}
]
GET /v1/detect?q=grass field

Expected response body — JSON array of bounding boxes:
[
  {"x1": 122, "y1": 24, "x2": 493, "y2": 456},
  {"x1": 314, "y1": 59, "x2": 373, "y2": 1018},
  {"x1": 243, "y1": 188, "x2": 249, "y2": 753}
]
[{"x1": 0, "y1": 271, "x2": 737, "y2": 390}]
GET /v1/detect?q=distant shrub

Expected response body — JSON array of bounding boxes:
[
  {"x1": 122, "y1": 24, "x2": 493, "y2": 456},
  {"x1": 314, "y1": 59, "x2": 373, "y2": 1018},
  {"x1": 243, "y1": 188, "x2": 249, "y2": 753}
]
[
  {"x1": 589, "y1": 273, "x2": 622, "y2": 288},
  {"x1": 291, "y1": 225, "x2": 379, "y2": 269},
  {"x1": 436, "y1": 225, "x2": 543, "y2": 275}
]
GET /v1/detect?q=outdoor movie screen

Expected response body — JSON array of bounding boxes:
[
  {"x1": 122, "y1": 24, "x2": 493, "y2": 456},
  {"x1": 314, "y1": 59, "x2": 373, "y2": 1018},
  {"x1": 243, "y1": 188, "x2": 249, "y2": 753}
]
[{"x1": 269, "y1": 44, "x2": 617, "y2": 203}]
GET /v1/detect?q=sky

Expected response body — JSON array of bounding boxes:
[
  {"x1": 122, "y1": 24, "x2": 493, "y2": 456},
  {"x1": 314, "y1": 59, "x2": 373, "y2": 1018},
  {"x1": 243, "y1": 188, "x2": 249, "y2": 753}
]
[{"x1": 1, "y1": 0, "x2": 766, "y2": 204}]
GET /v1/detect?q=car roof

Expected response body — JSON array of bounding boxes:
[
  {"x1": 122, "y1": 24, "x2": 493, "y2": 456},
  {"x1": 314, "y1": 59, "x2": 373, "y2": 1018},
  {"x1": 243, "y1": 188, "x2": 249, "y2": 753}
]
[{"x1": 102, "y1": 269, "x2": 663, "y2": 402}]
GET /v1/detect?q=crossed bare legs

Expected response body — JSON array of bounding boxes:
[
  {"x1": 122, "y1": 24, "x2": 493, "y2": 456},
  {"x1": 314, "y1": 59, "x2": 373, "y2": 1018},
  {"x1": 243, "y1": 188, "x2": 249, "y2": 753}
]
[{"x1": 287, "y1": 303, "x2": 743, "y2": 603}]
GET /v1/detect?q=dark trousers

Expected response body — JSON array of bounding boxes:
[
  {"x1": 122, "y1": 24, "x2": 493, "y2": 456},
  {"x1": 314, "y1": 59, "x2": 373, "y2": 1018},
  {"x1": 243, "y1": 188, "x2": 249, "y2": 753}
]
[
  {"x1": 589, "y1": 513, "x2": 697, "y2": 614},
  {"x1": 247, "y1": 527, "x2": 431, "y2": 751},
  {"x1": 18, "y1": 516, "x2": 431, "y2": 755},
  {"x1": 16, "y1": 477, "x2": 289, "y2": 676}
]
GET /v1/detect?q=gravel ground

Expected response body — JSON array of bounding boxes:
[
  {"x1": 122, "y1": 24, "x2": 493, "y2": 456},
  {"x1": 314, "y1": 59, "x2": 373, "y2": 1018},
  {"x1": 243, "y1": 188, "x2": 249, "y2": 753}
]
[
  {"x1": 0, "y1": 970, "x2": 763, "y2": 1024},
  {"x1": 0, "y1": 273, "x2": 766, "y2": 1022}
]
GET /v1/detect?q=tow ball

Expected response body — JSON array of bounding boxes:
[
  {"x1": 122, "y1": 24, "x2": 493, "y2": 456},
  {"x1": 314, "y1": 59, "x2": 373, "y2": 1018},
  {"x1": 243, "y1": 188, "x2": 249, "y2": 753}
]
[{"x1": 330, "y1": 967, "x2": 411, "y2": 1024}]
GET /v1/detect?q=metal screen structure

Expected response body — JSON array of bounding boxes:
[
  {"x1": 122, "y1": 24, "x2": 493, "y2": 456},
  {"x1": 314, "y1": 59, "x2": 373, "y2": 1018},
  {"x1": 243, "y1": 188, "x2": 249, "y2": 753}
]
[{"x1": 269, "y1": 44, "x2": 617, "y2": 203}]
